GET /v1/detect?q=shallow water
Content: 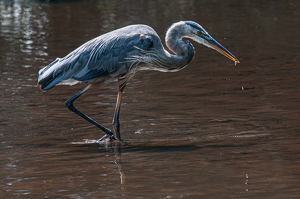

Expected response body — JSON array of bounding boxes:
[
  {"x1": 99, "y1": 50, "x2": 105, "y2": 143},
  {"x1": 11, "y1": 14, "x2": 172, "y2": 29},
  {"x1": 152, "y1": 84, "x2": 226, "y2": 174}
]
[{"x1": 1, "y1": 0, "x2": 300, "y2": 198}]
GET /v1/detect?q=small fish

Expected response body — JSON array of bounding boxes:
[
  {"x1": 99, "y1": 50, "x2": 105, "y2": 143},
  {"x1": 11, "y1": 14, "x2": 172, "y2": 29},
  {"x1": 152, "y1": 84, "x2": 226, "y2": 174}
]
[{"x1": 235, "y1": 59, "x2": 240, "y2": 66}]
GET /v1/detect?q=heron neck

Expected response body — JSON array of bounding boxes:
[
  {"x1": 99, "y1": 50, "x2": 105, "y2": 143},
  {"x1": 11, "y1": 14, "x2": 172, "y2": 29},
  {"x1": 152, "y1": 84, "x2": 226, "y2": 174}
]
[
  {"x1": 157, "y1": 49, "x2": 193, "y2": 72},
  {"x1": 162, "y1": 29, "x2": 194, "y2": 71}
]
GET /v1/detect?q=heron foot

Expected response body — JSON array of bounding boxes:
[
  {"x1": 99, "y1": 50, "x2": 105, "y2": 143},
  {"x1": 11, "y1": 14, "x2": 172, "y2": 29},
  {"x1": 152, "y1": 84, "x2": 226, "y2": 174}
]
[
  {"x1": 97, "y1": 134, "x2": 116, "y2": 142},
  {"x1": 110, "y1": 135, "x2": 117, "y2": 141}
]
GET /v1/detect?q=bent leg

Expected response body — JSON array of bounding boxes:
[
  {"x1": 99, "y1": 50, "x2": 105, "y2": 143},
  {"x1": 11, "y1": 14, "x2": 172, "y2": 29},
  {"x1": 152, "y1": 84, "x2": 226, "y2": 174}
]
[{"x1": 65, "y1": 84, "x2": 115, "y2": 140}]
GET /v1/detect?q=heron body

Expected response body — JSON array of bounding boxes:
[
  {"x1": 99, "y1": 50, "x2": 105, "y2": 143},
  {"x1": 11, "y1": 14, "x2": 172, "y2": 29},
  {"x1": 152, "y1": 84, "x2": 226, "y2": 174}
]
[{"x1": 38, "y1": 21, "x2": 239, "y2": 141}]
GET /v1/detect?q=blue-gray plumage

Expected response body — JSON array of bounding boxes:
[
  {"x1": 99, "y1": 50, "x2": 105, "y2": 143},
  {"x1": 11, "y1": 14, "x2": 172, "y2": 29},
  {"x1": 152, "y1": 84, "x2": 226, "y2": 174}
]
[{"x1": 38, "y1": 21, "x2": 239, "y2": 142}]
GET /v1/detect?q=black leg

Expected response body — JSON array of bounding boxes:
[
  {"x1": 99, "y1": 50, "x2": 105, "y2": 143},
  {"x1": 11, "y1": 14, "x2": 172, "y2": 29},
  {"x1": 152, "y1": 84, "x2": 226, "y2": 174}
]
[
  {"x1": 112, "y1": 91, "x2": 122, "y2": 139},
  {"x1": 112, "y1": 81, "x2": 126, "y2": 140},
  {"x1": 65, "y1": 84, "x2": 115, "y2": 141}
]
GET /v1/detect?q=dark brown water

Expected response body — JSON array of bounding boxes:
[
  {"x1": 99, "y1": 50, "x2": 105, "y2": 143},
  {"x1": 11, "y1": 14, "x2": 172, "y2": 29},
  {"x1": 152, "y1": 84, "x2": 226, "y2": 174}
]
[{"x1": 1, "y1": 0, "x2": 300, "y2": 198}]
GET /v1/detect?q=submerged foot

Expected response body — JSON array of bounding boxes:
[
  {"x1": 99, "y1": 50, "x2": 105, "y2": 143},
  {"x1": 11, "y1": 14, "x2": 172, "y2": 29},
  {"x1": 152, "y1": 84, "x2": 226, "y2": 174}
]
[{"x1": 97, "y1": 134, "x2": 114, "y2": 142}]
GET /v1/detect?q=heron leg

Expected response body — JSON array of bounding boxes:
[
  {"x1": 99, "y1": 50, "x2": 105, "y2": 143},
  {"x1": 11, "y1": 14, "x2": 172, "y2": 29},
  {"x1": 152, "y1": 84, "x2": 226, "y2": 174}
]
[
  {"x1": 112, "y1": 83, "x2": 126, "y2": 140},
  {"x1": 65, "y1": 84, "x2": 115, "y2": 140}
]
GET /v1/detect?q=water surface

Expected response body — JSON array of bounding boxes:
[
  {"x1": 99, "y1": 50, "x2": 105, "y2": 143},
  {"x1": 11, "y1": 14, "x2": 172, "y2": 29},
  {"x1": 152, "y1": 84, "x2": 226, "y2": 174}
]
[{"x1": 0, "y1": 0, "x2": 300, "y2": 198}]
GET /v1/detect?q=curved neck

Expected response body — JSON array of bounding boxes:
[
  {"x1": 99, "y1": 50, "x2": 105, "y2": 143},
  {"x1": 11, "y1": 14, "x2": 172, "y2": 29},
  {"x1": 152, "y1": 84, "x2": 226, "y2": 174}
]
[
  {"x1": 160, "y1": 24, "x2": 194, "y2": 71},
  {"x1": 137, "y1": 23, "x2": 195, "y2": 72}
]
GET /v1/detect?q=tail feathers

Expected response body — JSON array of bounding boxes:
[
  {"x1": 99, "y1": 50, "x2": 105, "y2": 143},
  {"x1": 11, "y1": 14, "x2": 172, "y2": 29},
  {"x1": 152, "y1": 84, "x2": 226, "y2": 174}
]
[
  {"x1": 38, "y1": 58, "x2": 59, "y2": 78},
  {"x1": 38, "y1": 58, "x2": 64, "y2": 90},
  {"x1": 38, "y1": 73, "x2": 63, "y2": 90}
]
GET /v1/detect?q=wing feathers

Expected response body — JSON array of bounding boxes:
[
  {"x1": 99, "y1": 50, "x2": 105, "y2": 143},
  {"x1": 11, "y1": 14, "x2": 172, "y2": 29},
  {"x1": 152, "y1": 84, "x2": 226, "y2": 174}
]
[{"x1": 38, "y1": 25, "x2": 156, "y2": 90}]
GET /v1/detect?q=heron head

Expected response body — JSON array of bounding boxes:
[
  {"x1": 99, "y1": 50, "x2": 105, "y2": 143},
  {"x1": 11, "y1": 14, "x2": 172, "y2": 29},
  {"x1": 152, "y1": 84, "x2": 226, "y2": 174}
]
[{"x1": 183, "y1": 21, "x2": 240, "y2": 65}]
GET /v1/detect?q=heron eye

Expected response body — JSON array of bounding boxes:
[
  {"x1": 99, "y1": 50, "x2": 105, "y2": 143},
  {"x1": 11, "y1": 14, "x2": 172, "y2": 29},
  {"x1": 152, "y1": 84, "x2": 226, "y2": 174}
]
[{"x1": 197, "y1": 31, "x2": 202, "y2": 35}]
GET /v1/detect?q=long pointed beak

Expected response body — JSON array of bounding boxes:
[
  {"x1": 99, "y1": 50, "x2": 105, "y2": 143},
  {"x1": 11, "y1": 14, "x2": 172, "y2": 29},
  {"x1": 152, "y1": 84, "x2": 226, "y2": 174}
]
[{"x1": 198, "y1": 34, "x2": 240, "y2": 65}]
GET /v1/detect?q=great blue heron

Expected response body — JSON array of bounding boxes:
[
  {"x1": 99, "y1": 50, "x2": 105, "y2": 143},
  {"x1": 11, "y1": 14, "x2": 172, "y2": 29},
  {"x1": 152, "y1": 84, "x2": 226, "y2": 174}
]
[{"x1": 38, "y1": 21, "x2": 239, "y2": 142}]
